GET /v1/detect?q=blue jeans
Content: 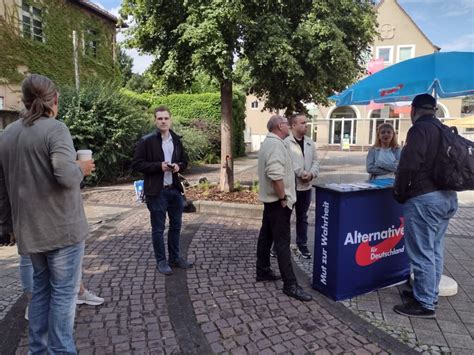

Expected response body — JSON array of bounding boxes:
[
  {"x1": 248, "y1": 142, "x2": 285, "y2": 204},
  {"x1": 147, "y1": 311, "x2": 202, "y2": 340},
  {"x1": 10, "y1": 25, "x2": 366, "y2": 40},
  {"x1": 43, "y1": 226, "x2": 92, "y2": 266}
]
[
  {"x1": 295, "y1": 189, "x2": 312, "y2": 247},
  {"x1": 404, "y1": 191, "x2": 457, "y2": 310},
  {"x1": 146, "y1": 188, "x2": 184, "y2": 264},
  {"x1": 20, "y1": 255, "x2": 33, "y2": 293},
  {"x1": 29, "y1": 241, "x2": 84, "y2": 355}
]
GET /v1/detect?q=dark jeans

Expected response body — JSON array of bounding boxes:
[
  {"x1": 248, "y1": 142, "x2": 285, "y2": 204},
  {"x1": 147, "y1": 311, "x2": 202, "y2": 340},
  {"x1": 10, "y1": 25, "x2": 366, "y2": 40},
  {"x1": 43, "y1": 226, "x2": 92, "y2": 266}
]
[
  {"x1": 295, "y1": 189, "x2": 312, "y2": 247},
  {"x1": 146, "y1": 187, "x2": 184, "y2": 264},
  {"x1": 257, "y1": 201, "x2": 297, "y2": 288}
]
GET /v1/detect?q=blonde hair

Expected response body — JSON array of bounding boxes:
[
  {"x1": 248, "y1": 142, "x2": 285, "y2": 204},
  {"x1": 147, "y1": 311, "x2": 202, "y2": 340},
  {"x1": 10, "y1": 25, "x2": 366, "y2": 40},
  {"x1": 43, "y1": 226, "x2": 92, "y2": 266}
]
[
  {"x1": 374, "y1": 122, "x2": 399, "y2": 149},
  {"x1": 21, "y1": 74, "x2": 57, "y2": 126}
]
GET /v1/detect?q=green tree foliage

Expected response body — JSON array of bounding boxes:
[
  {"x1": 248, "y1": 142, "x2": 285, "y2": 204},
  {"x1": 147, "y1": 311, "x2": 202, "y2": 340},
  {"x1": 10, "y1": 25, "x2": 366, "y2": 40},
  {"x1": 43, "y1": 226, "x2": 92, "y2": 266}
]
[
  {"x1": 241, "y1": 1, "x2": 378, "y2": 113},
  {"x1": 58, "y1": 84, "x2": 149, "y2": 184},
  {"x1": 126, "y1": 73, "x2": 154, "y2": 93},
  {"x1": 120, "y1": 0, "x2": 376, "y2": 188},
  {"x1": 118, "y1": 47, "x2": 134, "y2": 86}
]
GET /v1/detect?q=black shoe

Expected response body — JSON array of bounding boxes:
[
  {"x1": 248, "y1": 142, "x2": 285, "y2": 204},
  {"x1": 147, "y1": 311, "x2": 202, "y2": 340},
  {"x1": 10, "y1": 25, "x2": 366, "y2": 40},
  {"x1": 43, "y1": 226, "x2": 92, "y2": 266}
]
[
  {"x1": 298, "y1": 245, "x2": 312, "y2": 259},
  {"x1": 393, "y1": 301, "x2": 435, "y2": 318},
  {"x1": 283, "y1": 284, "x2": 312, "y2": 302},
  {"x1": 169, "y1": 257, "x2": 194, "y2": 269},
  {"x1": 256, "y1": 271, "x2": 281, "y2": 282},
  {"x1": 402, "y1": 290, "x2": 438, "y2": 306},
  {"x1": 270, "y1": 249, "x2": 277, "y2": 258}
]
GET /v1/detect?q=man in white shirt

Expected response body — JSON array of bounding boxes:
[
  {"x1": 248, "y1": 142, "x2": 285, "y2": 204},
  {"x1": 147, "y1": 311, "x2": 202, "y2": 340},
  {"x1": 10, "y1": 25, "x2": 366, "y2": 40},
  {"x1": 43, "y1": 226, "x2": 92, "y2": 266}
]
[{"x1": 132, "y1": 106, "x2": 191, "y2": 275}]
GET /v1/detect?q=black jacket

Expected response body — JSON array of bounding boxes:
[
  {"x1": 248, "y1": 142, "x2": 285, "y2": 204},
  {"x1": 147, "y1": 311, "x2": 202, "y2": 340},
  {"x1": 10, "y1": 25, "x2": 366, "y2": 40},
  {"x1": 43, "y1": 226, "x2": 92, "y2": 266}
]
[
  {"x1": 132, "y1": 129, "x2": 187, "y2": 197},
  {"x1": 394, "y1": 115, "x2": 441, "y2": 203}
]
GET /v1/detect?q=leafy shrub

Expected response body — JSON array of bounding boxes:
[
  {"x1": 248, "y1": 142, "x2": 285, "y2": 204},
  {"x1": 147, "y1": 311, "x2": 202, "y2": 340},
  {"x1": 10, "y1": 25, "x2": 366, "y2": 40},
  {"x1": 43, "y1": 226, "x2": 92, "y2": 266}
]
[
  {"x1": 173, "y1": 124, "x2": 210, "y2": 163},
  {"x1": 59, "y1": 83, "x2": 149, "y2": 184}
]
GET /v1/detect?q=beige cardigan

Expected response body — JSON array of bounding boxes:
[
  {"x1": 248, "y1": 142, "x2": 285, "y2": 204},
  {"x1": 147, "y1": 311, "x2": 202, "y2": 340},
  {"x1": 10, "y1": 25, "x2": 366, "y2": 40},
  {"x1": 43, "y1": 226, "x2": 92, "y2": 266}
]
[
  {"x1": 0, "y1": 117, "x2": 88, "y2": 254},
  {"x1": 258, "y1": 133, "x2": 296, "y2": 208}
]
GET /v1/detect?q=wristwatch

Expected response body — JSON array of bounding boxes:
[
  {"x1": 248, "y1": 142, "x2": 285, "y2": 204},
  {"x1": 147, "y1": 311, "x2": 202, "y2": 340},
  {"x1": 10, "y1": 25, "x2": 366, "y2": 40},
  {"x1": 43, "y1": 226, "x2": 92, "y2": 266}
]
[{"x1": 279, "y1": 195, "x2": 287, "y2": 201}]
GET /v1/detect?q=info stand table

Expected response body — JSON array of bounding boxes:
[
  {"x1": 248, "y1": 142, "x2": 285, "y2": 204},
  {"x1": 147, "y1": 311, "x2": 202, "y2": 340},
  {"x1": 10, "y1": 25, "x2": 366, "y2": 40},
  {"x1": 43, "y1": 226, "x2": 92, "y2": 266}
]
[{"x1": 312, "y1": 183, "x2": 410, "y2": 301}]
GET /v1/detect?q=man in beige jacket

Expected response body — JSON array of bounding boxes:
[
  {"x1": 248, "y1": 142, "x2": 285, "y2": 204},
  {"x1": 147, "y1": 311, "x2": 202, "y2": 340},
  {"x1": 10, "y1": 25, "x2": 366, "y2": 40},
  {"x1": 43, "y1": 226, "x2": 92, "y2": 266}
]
[
  {"x1": 256, "y1": 115, "x2": 312, "y2": 302},
  {"x1": 285, "y1": 113, "x2": 319, "y2": 259}
]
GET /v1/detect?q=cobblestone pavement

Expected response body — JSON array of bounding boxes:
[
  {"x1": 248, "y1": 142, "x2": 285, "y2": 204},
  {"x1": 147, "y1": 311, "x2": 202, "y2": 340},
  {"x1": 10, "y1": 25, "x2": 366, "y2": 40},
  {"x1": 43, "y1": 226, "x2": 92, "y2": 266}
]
[
  {"x1": 187, "y1": 216, "x2": 409, "y2": 354},
  {"x1": 0, "y1": 246, "x2": 22, "y2": 322},
  {"x1": 12, "y1": 204, "x2": 412, "y2": 354}
]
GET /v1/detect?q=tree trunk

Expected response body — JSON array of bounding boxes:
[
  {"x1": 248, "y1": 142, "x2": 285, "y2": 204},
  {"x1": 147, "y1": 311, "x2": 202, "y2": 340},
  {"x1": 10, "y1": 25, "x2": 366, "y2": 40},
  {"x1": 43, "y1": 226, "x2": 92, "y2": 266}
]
[{"x1": 219, "y1": 79, "x2": 234, "y2": 192}]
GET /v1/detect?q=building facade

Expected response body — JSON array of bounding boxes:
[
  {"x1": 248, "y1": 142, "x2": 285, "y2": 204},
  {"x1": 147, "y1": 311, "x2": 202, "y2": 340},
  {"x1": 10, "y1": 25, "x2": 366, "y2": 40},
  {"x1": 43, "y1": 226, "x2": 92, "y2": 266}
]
[
  {"x1": 244, "y1": 0, "x2": 472, "y2": 152},
  {"x1": 0, "y1": 0, "x2": 121, "y2": 129}
]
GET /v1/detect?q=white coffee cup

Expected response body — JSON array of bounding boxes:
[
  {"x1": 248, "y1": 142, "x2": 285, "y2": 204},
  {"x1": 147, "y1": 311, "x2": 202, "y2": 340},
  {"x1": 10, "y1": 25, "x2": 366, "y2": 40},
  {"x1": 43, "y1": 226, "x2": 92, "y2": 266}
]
[{"x1": 77, "y1": 149, "x2": 93, "y2": 161}]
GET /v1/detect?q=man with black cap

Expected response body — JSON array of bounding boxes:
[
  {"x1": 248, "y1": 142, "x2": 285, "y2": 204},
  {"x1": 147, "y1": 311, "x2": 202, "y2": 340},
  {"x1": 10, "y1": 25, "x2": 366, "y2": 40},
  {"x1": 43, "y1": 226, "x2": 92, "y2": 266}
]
[{"x1": 393, "y1": 94, "x2": 458, "y2": 318}]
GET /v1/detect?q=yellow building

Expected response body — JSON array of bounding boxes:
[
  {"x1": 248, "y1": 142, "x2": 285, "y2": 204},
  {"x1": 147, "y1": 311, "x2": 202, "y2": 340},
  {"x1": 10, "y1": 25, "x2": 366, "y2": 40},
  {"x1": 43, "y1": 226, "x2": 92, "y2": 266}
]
[{"x1": 244, "y1": 0, "x2": 473, "y2": 152}]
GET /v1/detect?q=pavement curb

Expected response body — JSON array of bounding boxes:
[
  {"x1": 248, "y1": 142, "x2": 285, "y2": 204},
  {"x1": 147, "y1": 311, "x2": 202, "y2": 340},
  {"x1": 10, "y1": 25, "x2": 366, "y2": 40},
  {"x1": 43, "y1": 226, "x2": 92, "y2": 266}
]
[{"x1": 192, "y1": 200, "x2": 263, "y2": 220}]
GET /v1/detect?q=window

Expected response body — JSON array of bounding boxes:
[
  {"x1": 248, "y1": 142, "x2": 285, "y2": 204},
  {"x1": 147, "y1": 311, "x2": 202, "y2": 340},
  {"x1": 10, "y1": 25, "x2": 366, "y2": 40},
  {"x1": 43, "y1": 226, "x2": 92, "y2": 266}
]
[
  {"x1": 0, "y1": 96, "x2": 3, "y2": 110},
  {"x1": 22, "y1": 1, "x2": 44, "y2": 42},
  {"x1": 376, "y1": 46, "x2": 393, "y2": 64},
  {"x1": 397, "y1": 45, "x2": 415, "y2": 62},
  {"x1": 329, "y1": 106, "x2": 357, "y2": 144},
  {"x1": 250, "y1": 100, "x2": 259, "y2": 109},
  {"x1": 461, "y1": 96, "x2": 474, "y2": 116},
  {"x1": 84, "y1": 29, "x2": 98, "y2": 58}
]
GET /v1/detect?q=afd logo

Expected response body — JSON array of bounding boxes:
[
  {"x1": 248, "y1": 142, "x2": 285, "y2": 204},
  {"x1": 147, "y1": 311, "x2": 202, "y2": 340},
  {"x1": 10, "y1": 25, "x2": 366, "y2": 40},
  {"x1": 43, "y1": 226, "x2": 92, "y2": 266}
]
[{"x1": 343, "y1": 218, "x2": 405, "y2": 267}]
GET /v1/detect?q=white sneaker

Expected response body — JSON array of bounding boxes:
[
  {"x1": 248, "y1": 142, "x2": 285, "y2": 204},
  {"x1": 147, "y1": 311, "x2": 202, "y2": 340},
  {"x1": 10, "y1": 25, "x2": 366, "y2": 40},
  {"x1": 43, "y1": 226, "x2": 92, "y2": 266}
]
[
  {"x1": 25, "y1": 305, "x2": 29, "y2": 320},
  {"x1": 76, "y1": 289, "x2": 104, "y2": 306}
]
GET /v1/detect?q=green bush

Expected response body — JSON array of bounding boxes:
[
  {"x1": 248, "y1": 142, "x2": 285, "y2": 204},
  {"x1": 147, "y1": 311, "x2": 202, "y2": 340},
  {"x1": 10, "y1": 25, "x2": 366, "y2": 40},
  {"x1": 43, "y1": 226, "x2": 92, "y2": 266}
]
[
  {"x1": 122, "y1": 89, "x2": 246, "y2": 162},
  {"x1": 59, "y1": 84, "x2": 149, "y2": 184},
  {"x1": 173, "y1": 117, "x2": 220, "y2": 162},
  {"x1": 173, "y1": 124, "x2": 210, "y2": 163}
]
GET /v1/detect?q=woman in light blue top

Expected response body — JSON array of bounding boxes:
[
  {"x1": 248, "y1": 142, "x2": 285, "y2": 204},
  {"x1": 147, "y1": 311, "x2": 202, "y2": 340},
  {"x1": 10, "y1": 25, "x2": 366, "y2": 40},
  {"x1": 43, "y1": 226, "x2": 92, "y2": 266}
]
[{"x1": 366, "y1": 122, "x2": 402, "y2": 180}]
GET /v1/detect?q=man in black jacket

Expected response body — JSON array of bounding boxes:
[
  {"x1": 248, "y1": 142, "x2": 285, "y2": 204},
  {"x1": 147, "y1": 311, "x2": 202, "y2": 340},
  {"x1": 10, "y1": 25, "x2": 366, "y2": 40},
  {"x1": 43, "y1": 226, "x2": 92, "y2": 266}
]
[
  {"x1": 393, "y1": 94, "x2": 458, "y2": 318},
  {"x1": 132, "y1": 105, "x2": 192, "y2": 275}
]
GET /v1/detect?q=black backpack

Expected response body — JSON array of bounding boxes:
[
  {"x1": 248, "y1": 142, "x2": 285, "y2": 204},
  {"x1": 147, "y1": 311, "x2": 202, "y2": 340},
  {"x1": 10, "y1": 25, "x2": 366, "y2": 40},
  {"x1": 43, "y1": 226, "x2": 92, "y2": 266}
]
[{"x1": 432, "y1": 122, "x2": 474, "y2": 191}]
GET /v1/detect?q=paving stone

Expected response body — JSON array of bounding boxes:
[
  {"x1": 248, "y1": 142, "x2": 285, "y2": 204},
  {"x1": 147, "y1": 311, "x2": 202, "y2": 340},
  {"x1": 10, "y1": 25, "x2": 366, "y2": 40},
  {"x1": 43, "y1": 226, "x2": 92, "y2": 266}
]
[
  {"x1": 457, "y1": 311, "x2": 474, "y2": 323},
  {"x1": 437, "y1": 320, "x2": 471, "y2": 336},
  {"x1": 413, "y1": 329, "x2": 448, "y2": 347},
  {"x1": 444, "y1": 333, "x2": 474, "y2": 350},
  {"x1": 410, "y1": 318, "x2": 441, "y2": 332}
]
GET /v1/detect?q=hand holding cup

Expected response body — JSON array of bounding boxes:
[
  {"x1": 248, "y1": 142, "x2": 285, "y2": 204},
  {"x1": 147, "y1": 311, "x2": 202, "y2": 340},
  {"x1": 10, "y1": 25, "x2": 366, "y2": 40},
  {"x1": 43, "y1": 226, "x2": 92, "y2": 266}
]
[{"x1": 76, "y1": 150, "x2": 95, "y2": 176}]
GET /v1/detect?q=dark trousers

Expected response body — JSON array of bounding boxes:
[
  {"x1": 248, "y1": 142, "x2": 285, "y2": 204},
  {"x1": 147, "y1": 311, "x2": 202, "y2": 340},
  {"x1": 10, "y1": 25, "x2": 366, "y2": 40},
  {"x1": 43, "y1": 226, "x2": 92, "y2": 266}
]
[
  {"x1": 256, "y1": 201, "x2": 297, "y2": 288},
  {"x1": 295, "y1": 189, "x2": 312, "y2": 247},
  {"x1": 146, "y1": 188, "x2": 184, "y2": 264}
]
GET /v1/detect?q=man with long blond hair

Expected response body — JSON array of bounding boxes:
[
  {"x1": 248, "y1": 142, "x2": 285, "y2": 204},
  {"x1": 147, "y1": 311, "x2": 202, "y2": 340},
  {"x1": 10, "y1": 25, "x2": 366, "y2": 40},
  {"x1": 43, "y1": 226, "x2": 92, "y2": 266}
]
[{"x1": 0, "y1": 74, "x2": 94, "y2": 353}]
